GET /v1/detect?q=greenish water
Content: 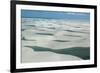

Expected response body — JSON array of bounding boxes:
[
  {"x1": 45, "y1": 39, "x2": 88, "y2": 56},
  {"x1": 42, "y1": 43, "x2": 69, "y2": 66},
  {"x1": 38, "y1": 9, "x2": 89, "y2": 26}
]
[
  {"x1": 54, "y1": 40, "x2": 70, "y2": 42},
  {"x1": 64, "y1": 35, "x2": 81, "y2": 37},
  {"x1": 25, "y1": 46, "x2": 90, "y2": 60},
  {"x1": 64, "y1": 29, "x2": 87, "y2": 33},
  {"x1": 36, "y1": 33, "x2": 54, "y2": 35}
]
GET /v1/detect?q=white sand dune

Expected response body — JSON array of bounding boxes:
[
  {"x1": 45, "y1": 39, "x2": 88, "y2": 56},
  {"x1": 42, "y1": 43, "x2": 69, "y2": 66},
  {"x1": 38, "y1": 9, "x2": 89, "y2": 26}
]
[
  {"x1": 22, "y1": 47, "x2": 81, "y2": 63},
  {"x1": 21, "y1": 18, "x2": 90, "y2": 62}
]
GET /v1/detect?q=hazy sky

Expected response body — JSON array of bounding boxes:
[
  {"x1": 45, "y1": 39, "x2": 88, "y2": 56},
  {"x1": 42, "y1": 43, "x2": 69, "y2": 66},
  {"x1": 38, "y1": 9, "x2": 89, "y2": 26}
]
[{"x1": 21, "y1": 10, "x2": 90, "y2": 22}]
